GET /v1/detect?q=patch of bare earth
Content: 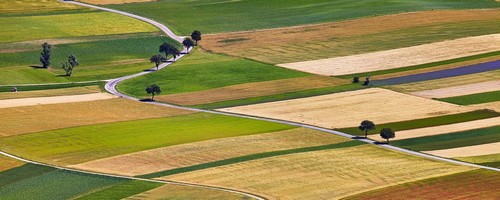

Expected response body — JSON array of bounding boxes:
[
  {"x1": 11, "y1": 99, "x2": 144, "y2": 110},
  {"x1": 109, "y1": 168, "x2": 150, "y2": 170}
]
[
  {"x1": 0, "y1": 98, "x2": 194, "y2": 137},
  {"x1": 411, "y1": 80, "x2": 500, "y2": 98},
  {"x1": 369, "y1": 117, "x2": 500, "y2": 141},
  {"x1": 423, "y1": 142, "x2": 500, "y2": 158},
  {"x1": 70, "y1": 128, "x2": 348, "y2": 176},
  {"x1": 157, "y1": 76, "x2": 347, "y2": 105},
  {"x1": 277, "y1": 34, "x2": 500, "y2": 76},
  {"x1": 219, "y1": 88, "x2": 474, "y2": 129},
  {"x1": 0, "y1": 93, "x2": 116, "y2": 108},
  {"x1": 77, "y1": 0, "x2": 155, "y2": 5},
  {"x1": 202, "y1": 9, "x2": 500, "y2": 64}
]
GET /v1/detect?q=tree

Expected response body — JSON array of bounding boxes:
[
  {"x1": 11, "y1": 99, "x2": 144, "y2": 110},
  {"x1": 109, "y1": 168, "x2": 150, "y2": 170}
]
[
  {"x1": 358, "y1": 120, "x2": 375, "y2": 138},
  {"x1": 380, "y1": 128, "x2": 395, "y2": 144},
  {"x1": 150, "y1": 54, "x2": 164, "y2": 70},
  {"x1": 182, "y1": 38, "x2": 194, "y2": 53},
  {"x1": 170, "y1": 46, "x2": 181, "y2": 61},
  {"x1": 159, "y1": 42, "x2": 175, "y2": 59},
  {"x1": 191, "y1": 30, "x2": 202, "y2": 45},
  {"x1": 40, "y1": 42, "x2": 52, "y2": 68},
  {"x1": 61, "y1": 54, "x2": 79, "y2": 76},
  {"x1": 145, "y1": 84, "x2": 161, "y2": 101}
]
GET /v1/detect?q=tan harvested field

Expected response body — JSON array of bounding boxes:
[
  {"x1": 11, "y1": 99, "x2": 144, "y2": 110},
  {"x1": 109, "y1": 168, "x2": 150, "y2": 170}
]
[
  {"x1": 369, "y1": 117, "x2": 500, "y2": 141},
  {"x1": 71, "y1": 128, "x2": 348, "y2": 176},
  {"x1": 0, "y1": 155, "x2": 24, "y2": 172},
  {"x1": 125, "y1": 184, "x2": 249, "y2": 200},
  {"x1": 424, "y1": 142, "x2": 500, "y2": 158},
  {"x1": 411, "y1": 81, "x2": 500, "y2": 98},
  {"x1": 386, "y1": 70, "x2": 500, "y2": 93},
  {"x1": 77, "y1": 0, "x2": 155, "y2": 5},
  {"x1": 0, "y1": 93, "x2": 116, "y2": 108},
  {"x1": 474, "y1": 101, "x2": 500, "y2": 112},
  {"x1": 0, "y1": 98, "x2": 193, "y2": 136},
  {"x1": 203, "y1": 10, "x2": 500, "y2": 64},
  {"x1": 277, "y1": 34, "x2": 500, "y2": 76},
  {"x1": 165, "y1": 145, "x2": 472, "y2": 200},
  {"x1": 0, "y1": 86, "x2": 101, "y2": 100},
  {"x1": 157, "y1": 76, "x2": 347, "y2": 105},
  {"x1": 219, "y1": 88, "x2": 473, "y2": 129}
]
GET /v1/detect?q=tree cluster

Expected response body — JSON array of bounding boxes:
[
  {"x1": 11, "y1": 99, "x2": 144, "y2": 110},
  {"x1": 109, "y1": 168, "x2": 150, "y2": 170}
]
[{"x1": 358, "y1": 120, "x2": 395, "y2": 143}]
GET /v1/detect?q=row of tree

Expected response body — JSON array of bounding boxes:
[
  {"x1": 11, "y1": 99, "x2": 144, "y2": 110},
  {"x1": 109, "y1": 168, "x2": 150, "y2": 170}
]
[
  {"x1": 39, "y1": 42, "x2": 79, "y2": 76},
  {"x1": 150, "y1": 30, "x2": 201, "y2": 70},
  {"x1": 359, "y1": 120, "x2": 395, "y2": 143}
]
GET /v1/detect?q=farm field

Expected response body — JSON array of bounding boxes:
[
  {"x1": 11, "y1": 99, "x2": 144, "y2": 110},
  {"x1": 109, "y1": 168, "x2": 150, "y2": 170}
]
[
  {"x1": 219, "y1": 88, "x2": 474, "y2": 129},
  {"x1": 203, "y1": 10, "x2": 500, "y2": 64},
  {"x1": 117, "y1": 49, "x2": 309, "y2": 97},
  {"x1": 423, "y1": 142, "x2": 500, "y2": 158},
  {"x1": 0, "y1": 0, "x2": 80, "y2": 15},
  {"x1": 343, "y1": 170, "x2": 500, "y2": 200},
  {"x1": 438, "y1": 90, "x2": 500, "y2": 105},
  {"x1": 411, "y1": 80, "x2": 500, "y2": 98},
  {"x1": 75, "y1": 180, "x2": 163, "y2": 200},
  {"x1": 278, "y1": 34, "x2": 500, "y2": 76},
  {"x1": 391, "y1": 126, "x2": 500, "y2": 151},
  {"x1": 124, "y1": 184, "x2": 251, "y2": 200},
  {"x1": 0, "y1": 113, "x2": 293, "y2": 165},
  {"x1": 0, "y1": 98, "x2": 193, "y2": 136},
  {"x1": 0, "y1": 93, "x2": 116, "y2": 108},
  {"x1": 0, "y1": 155, "x2": 24, "y2": 172},
  {"x1": 156, "y1": 76, "x2": 347, "y2": 106},
  {"x1": 456, "y1": 154, "x2": 500, "y2": 168},
  {"x1": 165, "y1": 145, "x2": 472, "y2": 199},
  {"x1": 106, "y1": 0, "x2": 500, "y2": 35},
  {"x1": 71, "y1": 128, "x2": 349, "y2": 176},
  {"x1": 0, "y1": 85, "x2": 100, "y2": 100},
  {"x1": 0, "y1": 81, "x2": 102, "y2": 92},
  {"x1": 368, "y1": 117, "x2": 500, "y2": 141},
  {"x1": 78, "y1": 0, "x2": 155, "y2": 5}
]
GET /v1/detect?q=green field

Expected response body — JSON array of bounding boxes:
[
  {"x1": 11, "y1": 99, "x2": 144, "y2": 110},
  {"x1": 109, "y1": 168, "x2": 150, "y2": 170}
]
[
  {"x1": 0, "y1": 113, "x2": 294, "y2": 165},
  {"x1": 391, "y1": 126, "x2": 500, "y2": 151},
  {"x1": 107, "y1": 0, "x2": 500, "y2": 34},
  {"x1": 76, "y1": 180, "x2": 163, "y2": 200},
  {"x1": 117, "y1": 49, "x2": 309, "y2": 97},
  {"x1": 437, "y1": 90, "x2": 500, "y2": 105},
  {"x1": 456, "y1": 153, "x2": 500, "y2": 168},
  {"x1": 336, "y1": 110, "x2": 500, "y2": 136}
]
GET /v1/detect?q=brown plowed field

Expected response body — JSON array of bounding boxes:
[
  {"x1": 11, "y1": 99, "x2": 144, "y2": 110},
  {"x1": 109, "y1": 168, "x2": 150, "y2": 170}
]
[
  {"x1": 343, "y1": 170, "x2": 500, "y2": 200},
  {"x1": 157, "y1": 76, "x2": 347, "y2": 105}
]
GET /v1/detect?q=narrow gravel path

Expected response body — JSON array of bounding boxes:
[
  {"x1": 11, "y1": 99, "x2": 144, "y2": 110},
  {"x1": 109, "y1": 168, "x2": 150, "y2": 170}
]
[{"x1": 1, "y1": 1, "x2": 498, "y2": 200}]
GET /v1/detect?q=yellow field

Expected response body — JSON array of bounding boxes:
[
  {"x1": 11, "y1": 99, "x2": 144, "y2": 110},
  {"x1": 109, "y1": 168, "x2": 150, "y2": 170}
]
[
  {"x1": 455, "y1": 153, "x2": 500, "y2": 164},
  {"x1": 0, "y1": 93, "x2": 116, "y2": 108},
  {"x1": 277, "y1": 34, "x2": 500, "y2": 76},
  {"x1": 473, "y1": 101, "x2": 500, "y2": 112},
  {"x1": 385, "y1": 70, "x2": 500, "y2": 93},
  {"x1": 0, "y1": 86, "x2": 101, "y2": 100},
  {"x1": 0, "y1": 155, "x2": 24, "y2": 172},
  {"x1": 78, "y1": 0, "x2": 155, "y2": 5},
  {"x1": 166, "y1": 145, "x2": 472, "y2": 200},
  {"x1": 125, "y1": 184, "x2": 249, "y2": 200},
  {"x1": 71, "y1": 128, "x2": 348, "y2": 176},
  {"x1": 157, "y1": 76, "x2": 347, "y2": 105},
  {"x1": 369, "y1": 117, "x2": 500, "y2": 141},
  {"x1": 0, "y1": 0, "x2": 79, "y2": 14},
  {"x1": 424, "y1": 142, "x2": 500, "y2": 158},
  {"x1": 0, "y1": 98, "x2": 194, "y2": 137},
  {"x1": 219, "y1": 88, "x2": 473, "y2": 129},
  {"x1": 411, "y1": 81, "x2": 500, "y2": 99},
  {"x1": 202, "y1": 10, "x2": 500, "y2": 64}
]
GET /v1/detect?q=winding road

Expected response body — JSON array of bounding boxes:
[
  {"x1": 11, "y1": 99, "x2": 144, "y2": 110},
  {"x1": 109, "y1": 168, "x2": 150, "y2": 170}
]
[{"x1": 1, "y1": 1, "x2": 498, "y2": 200}]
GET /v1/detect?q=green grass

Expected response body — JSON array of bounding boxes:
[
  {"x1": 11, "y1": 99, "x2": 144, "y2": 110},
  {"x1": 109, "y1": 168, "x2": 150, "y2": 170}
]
[
  {"x1": 437, "y1": 90, "x2": 500, "y2": 105},
  {"x1": 139, "y1": 140, "x2": 363, "y2": 178},
  {"x1": 0, "y1": 113, "x2": 294, "y2": 165},
  {"x1": 336, "y1": 51, "x2": 500, "y2": 79},
  {"x1": 0, "y1": 81, "x2": 103, "y2": 93},
  {"x1": 0, "y1": 168, "x2": 124, "y2": 200},
  {"x1": 117, "y1": 49, "x2": 309, "y2": 97},
  {"x1": 456, "y1": 153, "x2": 500, "y2": 168},
  {"x1": 76, "y1": 180, "x2": 163, "y2": 200},
  {"x1": 336, "y1": 110, "x2": 500, "y2": 136},
  {"x1": 0, "y1": 164, "x2": 55, "y2": 187},
  {"x1": 193, "y1": 84, "x2": 364, "y2": 109},
  {"x1": 107, "y1": 0, "x2": 500, "y2": 35},
  {"x1": 391, "y1": 126, "x2": 500, "y2": 151}
]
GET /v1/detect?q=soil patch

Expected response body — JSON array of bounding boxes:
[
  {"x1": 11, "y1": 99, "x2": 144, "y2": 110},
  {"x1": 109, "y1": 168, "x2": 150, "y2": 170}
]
[{"x1": 0, "y1": 93, "x2": 116, "y2": 108}]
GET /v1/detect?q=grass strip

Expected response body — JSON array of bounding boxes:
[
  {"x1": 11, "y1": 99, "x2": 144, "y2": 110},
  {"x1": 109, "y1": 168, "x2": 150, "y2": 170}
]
[
  {"x1": 0, "y1": 81, "x2": 103, "y2": 93},
  {"x1": 0, "y1": 164, "x2": 55, "y2": 187},
  {"x1": 76, "y1": 180, "x2": 163, "y2": 200},
  {"x1": 336, "y1": 109, "x2": 499, "y2": 136},
  {"x1": 437, "y1": 90, "x2": 500, "y2": 105},
  {"x1": 391, "y1": 126, "x2": 500, "y2": 151},
  {"x1": 192, "y1": 84, "x2": 364, "y2": 109},
  {"x1": 336, "y1": 51, "x2": 500, "y2": 79},
  {"x1": 138, "y1": 140, "x2": 363, "y2": 179},
  {"x1": 477, "y1": 161, "x2": 500, "y2": 168}
]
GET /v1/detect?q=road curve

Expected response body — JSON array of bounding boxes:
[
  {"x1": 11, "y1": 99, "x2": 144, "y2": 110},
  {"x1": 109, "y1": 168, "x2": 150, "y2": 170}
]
[{"x1": 1, "y1": 1, "x2": 497, "y2": 200}]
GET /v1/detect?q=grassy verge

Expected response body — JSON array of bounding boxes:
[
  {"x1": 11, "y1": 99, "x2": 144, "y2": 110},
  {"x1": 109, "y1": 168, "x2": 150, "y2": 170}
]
[
  {"x1": 76, "y1": 180, "x2": 163, "y2": 200},
  {"x1": 437, "y1": 90, "x2": 500, "y2": 105},
  {"x1": 0, "y1": 113, "x2": 294, "y2": 165},
  {"x1": 139, "y1": 140, "x2": 363, "y2": 178},
  {"x1": 391, "y1": 126, "x2": 500, "y2": 151},
  {"x1": 336, "y1": 110, "x2": 499, "y2": 136},
  {"x1": 193, "y1": 84, "x2": 364, "y2": 109}
]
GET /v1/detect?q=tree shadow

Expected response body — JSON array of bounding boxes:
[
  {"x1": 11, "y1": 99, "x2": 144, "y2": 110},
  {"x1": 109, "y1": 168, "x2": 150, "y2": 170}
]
[
  {"x1": 374, "y1": 141, "x2": 388, "y2": 145},
  {"x1": 143, "y1": 69, "x2": 155, "y2": 72},
  {"x1": 140, "y1": 98, "x2": 154, "y2": 102},
  {"x1": 351, "y1": 136, "x2": 366, "y2": 139},
  {"x1": 30, "y1": 65, "x2": 46, "y2": 69}
]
